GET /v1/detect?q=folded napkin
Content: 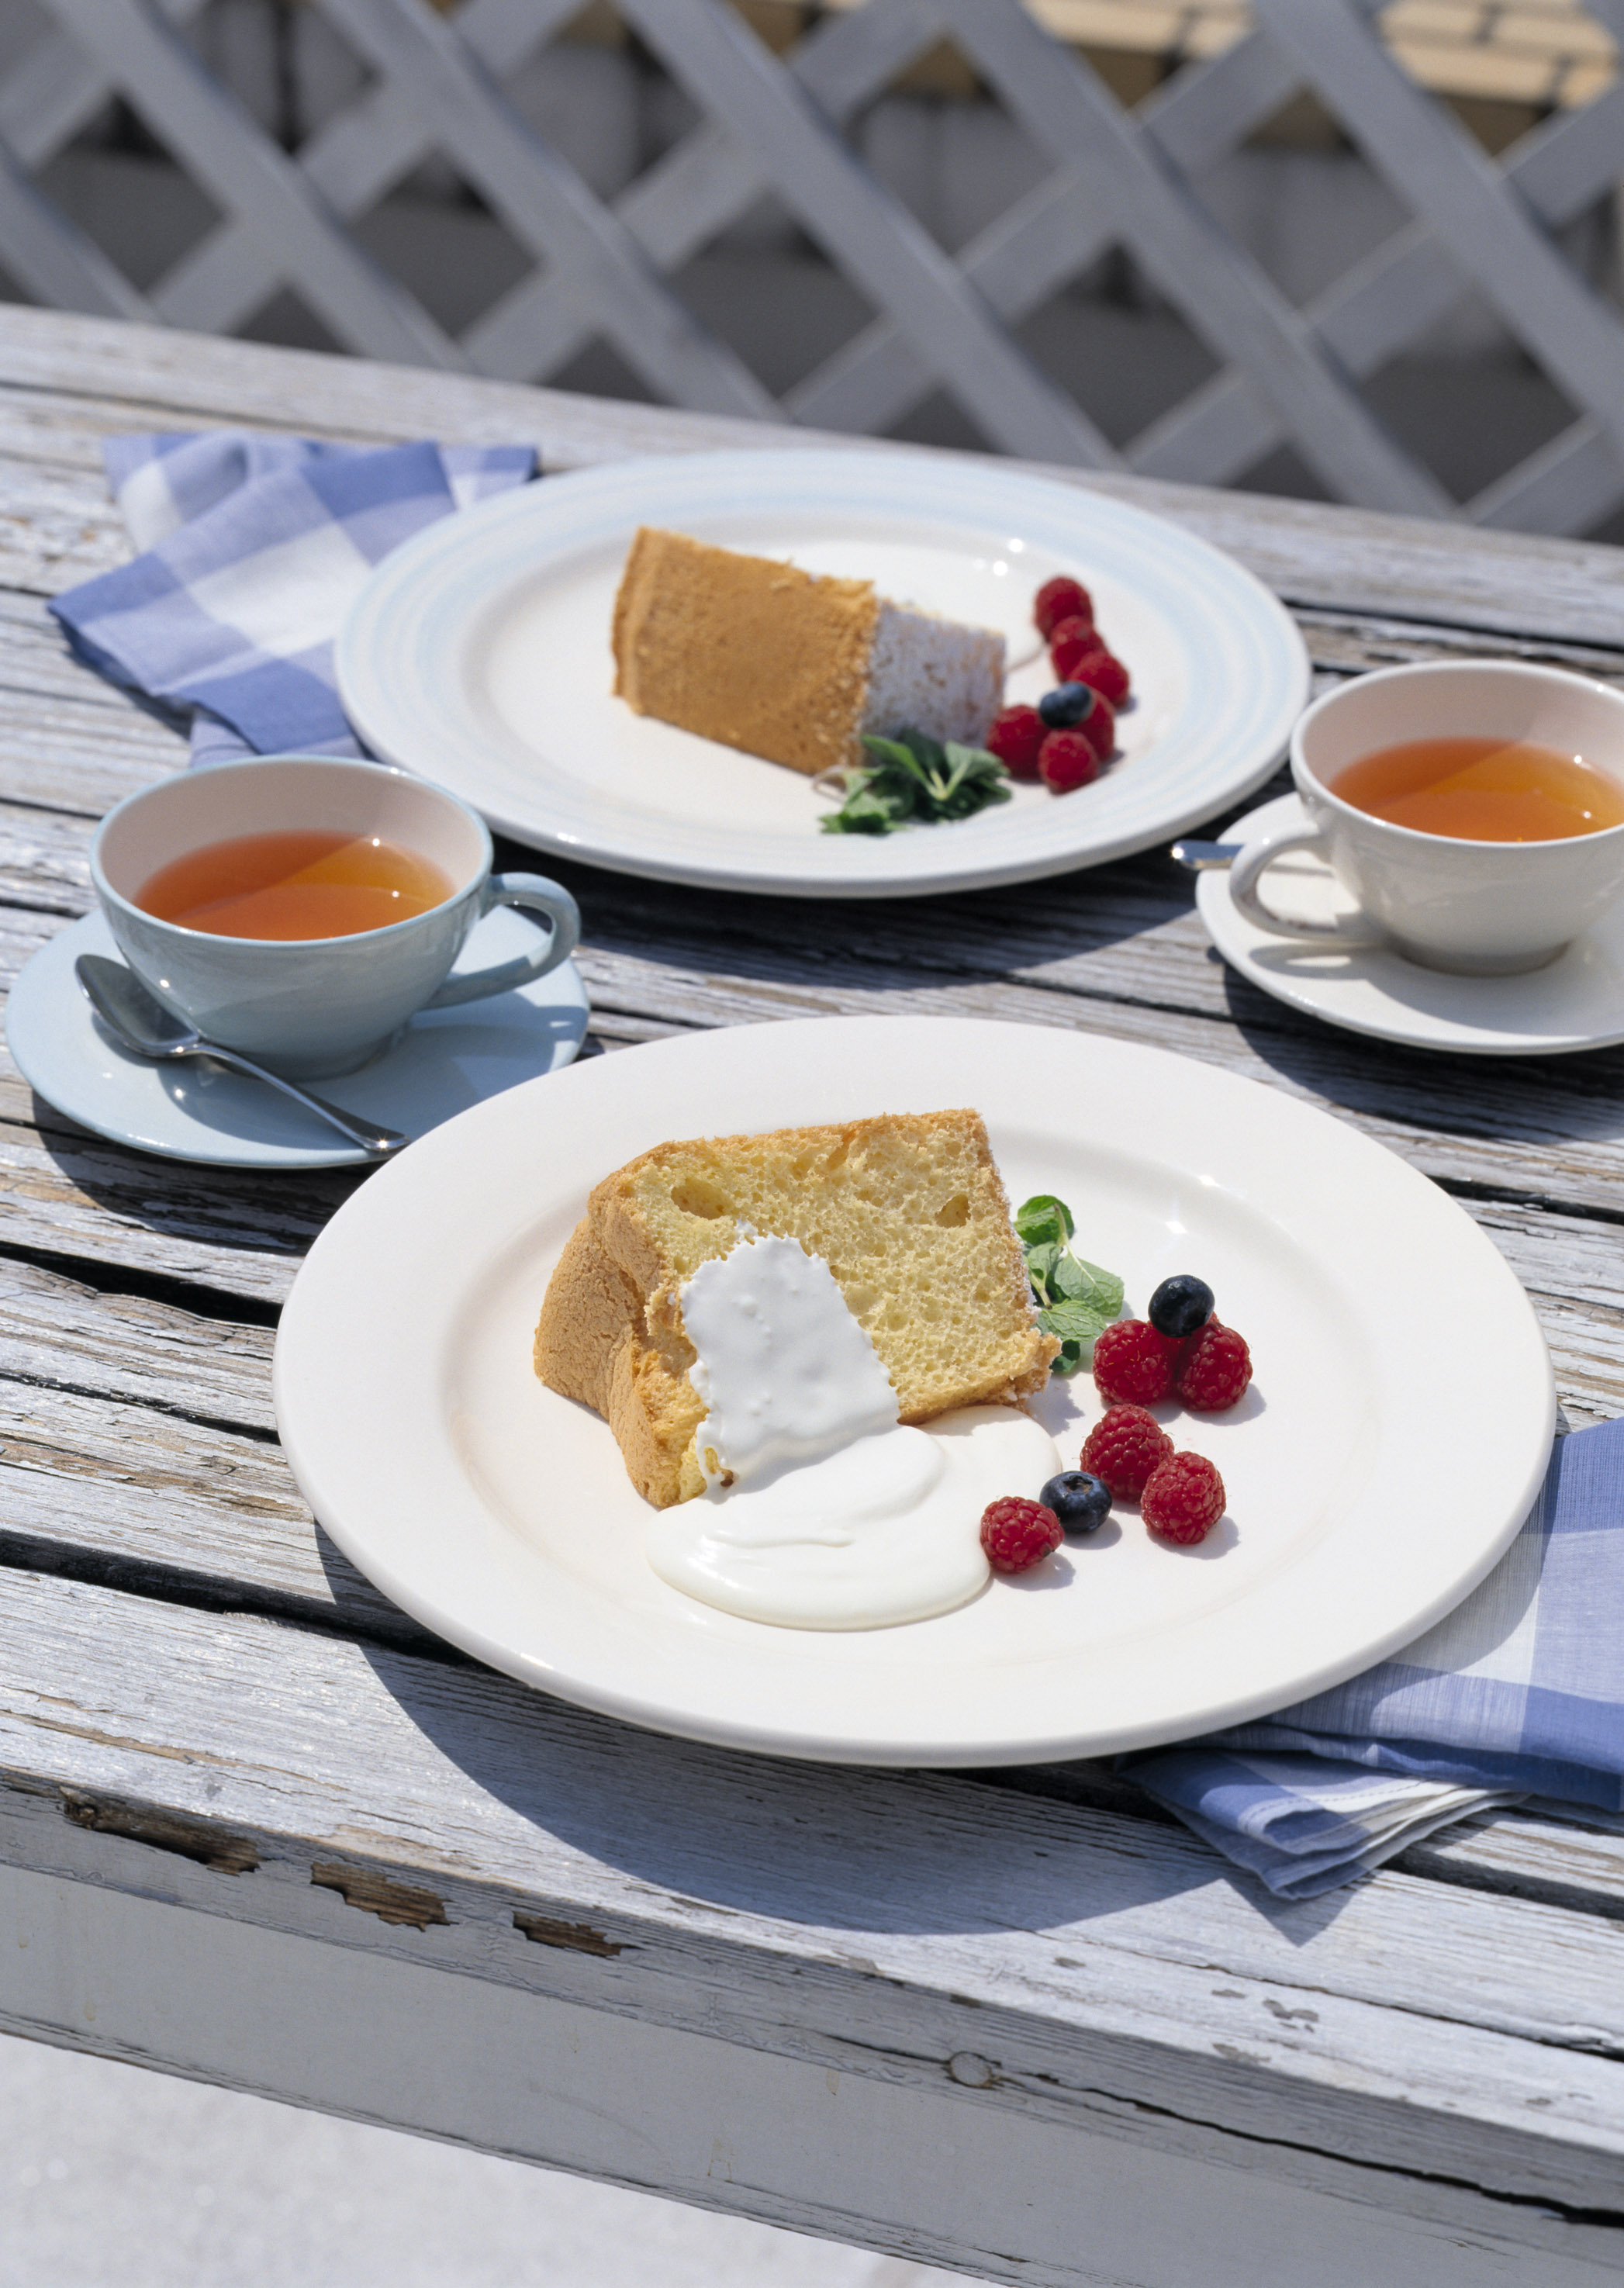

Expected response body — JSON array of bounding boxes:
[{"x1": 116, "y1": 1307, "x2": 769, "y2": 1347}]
[
  {"x1": 1129, "y1": 1413, "x2": 1624, "y2": 1896},
  {"x1": 51, "y1": 430, "x2": 537, "y2": 766}
]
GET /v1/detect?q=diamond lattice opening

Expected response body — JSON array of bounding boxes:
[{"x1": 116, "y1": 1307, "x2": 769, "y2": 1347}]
[
  {"x1": 36, "y1": 116, "x2": 226, "y2": 296},
  {"x1": 351, "y1": 169, "x2": 536, "y2": 341}
]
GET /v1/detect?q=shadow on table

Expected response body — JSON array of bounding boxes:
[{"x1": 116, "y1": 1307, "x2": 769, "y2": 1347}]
[
  {"x1": 343, "y1": 1616, "x2": 1355, "y2": 1951},
  {"x1": 511, "y1": 838, "x2": 1190, "y2": 1005},
  {"x1": 1212, "y1": 959, "x2": 1624, "y2": 1145},
  {"x1": 24, "y1": 1086, "x2": 364, "y2": 1278}
]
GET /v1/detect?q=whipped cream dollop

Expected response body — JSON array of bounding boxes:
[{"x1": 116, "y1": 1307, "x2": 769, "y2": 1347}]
[{"x1": 646, "y1": 1233, "x2": 1062, "y2": 1630}]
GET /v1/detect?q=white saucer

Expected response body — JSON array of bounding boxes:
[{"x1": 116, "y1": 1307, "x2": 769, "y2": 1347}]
[
  {"x1": 5, "y1": 908, "x2": 590, "y2": 1168},
  {"x1": 1199, "y1": 794, "x2": 1624, "y2": 1056}
]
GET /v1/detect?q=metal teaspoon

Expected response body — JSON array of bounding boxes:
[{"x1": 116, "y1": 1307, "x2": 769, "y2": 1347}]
[{"x1": 75, "y1": 955, "x2": 409, "y2": 1160}]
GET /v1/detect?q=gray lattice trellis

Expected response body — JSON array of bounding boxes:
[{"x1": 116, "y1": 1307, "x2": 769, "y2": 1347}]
[{"x1": 4, "y1": 0, "x2": 1624, "y2": 531}]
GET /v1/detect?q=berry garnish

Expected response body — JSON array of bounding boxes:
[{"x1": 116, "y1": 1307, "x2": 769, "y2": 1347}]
[
  {"x1": 1079, "y1": 1405, "x2": 1173, "y2": 1499},
  {"x1": 1147, "y1": 1275, "x2": 1215, "y2": 1341},
  {"x1": 1041, "y1": 1471, "x2": 1112, "y2": 1536},
  {"x1": 1175, "y1": 1320, "x2": 1252, "y2": 1412},
  {"x1": 980, "y1": 1495, "x2": 1063, "y2": 1573},
  {"x1": 1038, "y1": 681, "x2": 1097, "y2": 730},
  {"x1": 1038, "y1": 728, "x2": 1099, "y2": 793},
  {"x1": 1070, "y1": 649, "x2": 1131, "y2": 708},
  {"x1": 985, "y1": 703, "x2": 1048, "y2": 780},
  {"x1": 1034, "y1": 576, "x2": 1092, "y2": 641},
  {"x1": 1142, "y1": 1451, "x2": 1225, "y2": 1544},
  {"x1": 1092, "y1": 1317, "x2": 1180, "y2": 1405},
  {"x1": 1049, "y1": 617, "x2": 1104, "y2": 682}
]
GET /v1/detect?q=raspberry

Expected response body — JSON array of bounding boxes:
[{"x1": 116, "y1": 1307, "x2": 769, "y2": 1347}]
[
  {"x1": 1034, "y1": 575, "x2": 1092, "y2": 641},
  {"x1": 1038, "y1": 728, "x2": 1099, "y2": 793},
  {"x1": 1049, "y1": 617, "x2": 1103, "y2": 682},
  {"x1": 1142, "y1": 1451, "x2": 1225, "y2": 1544},
  {"x1": 985, "y1": 703, "x2": 1047, "y2": 780},
  {"x1": 1071, "y1": 648, "x2": 1131, "y2": 708},
  {"x1": 1079, "y1": 1405, "x2": 1173, "y2": 1500},
  {"x1": 980, "y1": 1495, "x2": 1063, "y2": 1574},
  {"x1": 1175, "y1": 1320, "x2": 1252, "y2": 1412},
  {"x1": 1093, "y1": 1317, "x2": 1180, "y2": 1405}
]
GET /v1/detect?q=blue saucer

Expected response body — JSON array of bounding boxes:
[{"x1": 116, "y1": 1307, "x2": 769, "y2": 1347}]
[{"x1": 6, "y1": 906, "x2": 590, "y2": 1168}]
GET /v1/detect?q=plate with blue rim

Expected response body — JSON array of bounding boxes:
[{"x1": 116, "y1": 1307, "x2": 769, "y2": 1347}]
[{"x1": 337, "y1": 449, "x2": 1310, "y2": 901}]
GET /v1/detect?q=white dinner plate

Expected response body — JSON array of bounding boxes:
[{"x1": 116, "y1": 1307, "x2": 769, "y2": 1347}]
[
  {"x1": 1201, "y1": 793, "x2": 1624, "y2": 1056},
  {"x1": 5, "y1": 907, "x2": 589, "y2": 1169},
  {"x1": 273, "y1": 1016, "x2": 1553, "y2": 1766},
  {"x1": 336, "y1": 451, "x2": 1309, "y2": 900}
]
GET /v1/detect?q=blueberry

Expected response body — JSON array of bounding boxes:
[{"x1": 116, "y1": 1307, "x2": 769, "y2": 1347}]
[
  {"x1": 1040, "y1": 1471, "x2": 1112, "y2": 1536},
  {"x1": 1148, "y1": 1274, "x2": 1215, "y2": 1339},
  {"x1": 1037, "y1": 682, "x2": 1097, "y2": 730}
]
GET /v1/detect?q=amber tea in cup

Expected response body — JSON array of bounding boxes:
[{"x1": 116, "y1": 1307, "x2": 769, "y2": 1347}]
[
  {"x1": 135, "y1": 829, "x2": 454, "y2": 939},
  {"x1": 1329, "y1": 738, "x2": 1624, "y2": 844},
  {"x1": 1230, "y1": 660, "x2": 1624, "y2": 974}
]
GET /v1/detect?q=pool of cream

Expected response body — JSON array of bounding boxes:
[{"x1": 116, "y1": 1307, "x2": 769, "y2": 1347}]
[{"x1": 645, "y1": 1232, "x2": 1060, "y2": 1630}]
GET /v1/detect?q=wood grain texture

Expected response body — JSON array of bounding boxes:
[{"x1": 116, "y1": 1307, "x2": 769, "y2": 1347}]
[
  {"x1": 0, "y1": 1562, "x2": 1622, "y2": 2247},
  {"x1": 6, "y1": 1860, "x2": 1617, "y2": 2288}
]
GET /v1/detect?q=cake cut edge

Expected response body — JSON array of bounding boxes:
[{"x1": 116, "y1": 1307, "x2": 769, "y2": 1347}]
[{"x1": 610, "y1": 527, "x2": 1005, "y2": 776}]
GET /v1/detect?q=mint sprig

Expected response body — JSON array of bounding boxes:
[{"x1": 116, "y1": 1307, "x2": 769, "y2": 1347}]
[
  {"x1": 821, "y1": 728, "x2": 1011, "y2": 835},
  {"x1": 1015, "y1": 1192, "x2": 1124, "y2": 1376}
]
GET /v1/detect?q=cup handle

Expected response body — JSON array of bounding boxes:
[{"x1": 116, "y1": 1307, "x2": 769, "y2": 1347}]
[
  {"x1": 1228, "y1": 824, "x2": 1384, "y2": 946},
  {"x1": 423, "y1": 873, "x2": 582, "y2": 1009}
]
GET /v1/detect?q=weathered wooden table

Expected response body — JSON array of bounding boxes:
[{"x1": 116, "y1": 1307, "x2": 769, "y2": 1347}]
[{"x1": 1, "y1": 306, "x2": 1622, "y2": 2288}]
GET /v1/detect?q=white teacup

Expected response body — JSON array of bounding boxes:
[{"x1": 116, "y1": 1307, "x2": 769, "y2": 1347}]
[
  {"x1": 1229, "y1": 662, "x2": 1624, "y2": 975},
  {"x1": 92, "y1": 755, "x2": 580, "y2": 1077}
]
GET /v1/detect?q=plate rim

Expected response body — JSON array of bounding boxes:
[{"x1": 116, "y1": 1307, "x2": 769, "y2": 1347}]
[
  {"x1": 5, "y1": 910, "x2": 591, "y2": 1170},
  {"x1": 336, "y1": 448, "x2": 1311, "y2": 900},
  {"x1": 1199, "y1": 793, "x2": 1624, "y2": 1057},
  {"x1": 272, "y1": 1014, "x2": 1554, "y2": 1765}
]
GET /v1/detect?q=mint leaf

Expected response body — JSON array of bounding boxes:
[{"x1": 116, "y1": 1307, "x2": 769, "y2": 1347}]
[
  {"x1": 1023, "y1": 1241, "x2": 1061, "y2": 1302},
  {"x1": 1015, "y1": 1194, "x2": 1075, "y2": 1248},
  {"x1": 1014, "y1": 1191, "x2": 1121, "y2": 1375},
  {"x1": 1047, "y1": 1254, "x2": 1124, "y2": 1321},
  {"x1": 820, "y1": 727, "x2": 1011, "y2": 836},
  {"x1": 1038, "y1": 1296, "x2": 1120, "y2": 1342}
]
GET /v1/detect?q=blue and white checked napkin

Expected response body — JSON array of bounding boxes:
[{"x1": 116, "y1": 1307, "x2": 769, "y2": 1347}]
[
  {"x1": 51, "y1": 430, "x2": 537, "y2": 765},
  {"x1": 1131, "y1": 1413, "x2": 1624, "y2": 1896}
]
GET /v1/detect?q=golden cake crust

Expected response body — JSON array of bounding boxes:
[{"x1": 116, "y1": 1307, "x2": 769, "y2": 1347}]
[{"x1": 612, "y1": 527, "x2": 879, "y2": 776}]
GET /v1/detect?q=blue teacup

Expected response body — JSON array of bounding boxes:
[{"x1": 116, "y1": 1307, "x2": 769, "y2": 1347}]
[{"x1": 92, "y1": 754, "x2": 580, "y2": 1078}]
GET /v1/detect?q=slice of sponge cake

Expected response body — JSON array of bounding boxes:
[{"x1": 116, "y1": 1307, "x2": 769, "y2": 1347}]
[
  {"x1": 535, "y1": 1110, "x2": 1056, "y2": 1508},
  {"x1": 611, "y1": 527, "x2": 1005, "y2": 776}
]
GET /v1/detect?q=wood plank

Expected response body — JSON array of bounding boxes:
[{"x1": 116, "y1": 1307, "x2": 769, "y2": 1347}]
[
  {"x1": 2, "y1": 1856, "x2": 1615, "y2": 2288},
  {"x1": 1401, "y1": 1803, "x2": 1624, "y2": 1920},
  {"x1": 5, "y1": 311, "x2": 1624, "y2": 642},
  {"x1": 0, "y1": 1249, "x2": 271, "y2": 1427},
  {"x1": 0, "y1": 1566, "x2": 1622, "y2": 2266},
  {"x1": 0, "y1": 1253, "x2": 424, "y2": 1640},
  {"x1": 0, "y1": 1101, "x2": 353, "y2": 1306}
]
